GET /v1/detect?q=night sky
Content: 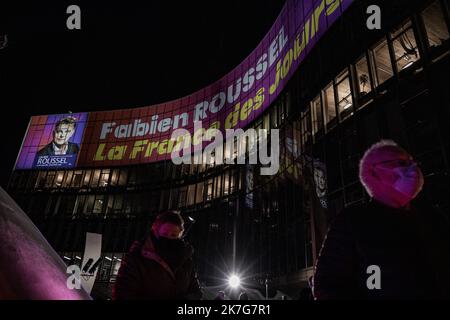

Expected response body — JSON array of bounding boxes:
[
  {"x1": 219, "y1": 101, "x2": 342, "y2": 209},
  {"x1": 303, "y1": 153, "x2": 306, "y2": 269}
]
[{"x1": 0, "y1": 1, "x2": 286, "y2": 188}]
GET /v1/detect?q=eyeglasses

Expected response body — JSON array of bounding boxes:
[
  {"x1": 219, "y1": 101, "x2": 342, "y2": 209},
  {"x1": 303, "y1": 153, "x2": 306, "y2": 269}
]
[{"x1": 372, "y1": 158, "x2": 417, "y2": 169}]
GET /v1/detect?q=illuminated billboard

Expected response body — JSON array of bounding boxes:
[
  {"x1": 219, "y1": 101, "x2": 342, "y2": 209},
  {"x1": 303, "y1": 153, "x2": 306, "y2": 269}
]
[
  {"x1": 16, "y1": 113, "x2": 88, "y2": 169},
  {"x1": 15, "y1": 0, "x2": 354, "y2": 170}
]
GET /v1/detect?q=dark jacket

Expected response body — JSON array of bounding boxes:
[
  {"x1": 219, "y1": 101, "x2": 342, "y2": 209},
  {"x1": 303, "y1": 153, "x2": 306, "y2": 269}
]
[
  {"x1": 113, "y1": 238, "x2": 202, "y2": 300},
  {"x1": 313, "y1": 199, "x2": 450, "y2": 300},
  {"x1": 37, "y1": 142, "x2": 79, "y2": 156}
]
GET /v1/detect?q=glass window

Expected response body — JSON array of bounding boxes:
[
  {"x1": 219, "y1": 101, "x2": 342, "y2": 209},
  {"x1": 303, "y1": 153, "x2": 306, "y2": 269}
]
[
  {"x1": 73, "y1": 195, "x2": 86, "y2": 217},
  {"x1": 323, "y1": 83, "x2": 337, "y2": 128},
  {"x1": 270, "y1": 104, "x2": 279, "y2": 128},
  {"x1": 110, "y1": 169, "x2": 120, "y2": 186},
  {"x1": 355, "y1": 55, "x2": 372, "y2": 96},
  {"x1": 336, "y1": 69, "x2": 354, "y2": 121},
  {"x1": 422, "y1": 1, "x2": 450, "y2": 48},
  {"x1": 83, "y1": 195, "x2": 95, "y2": 214},
  {"x1": 72, "y1": 170, "x2": 83, "y2": 187},
  {"x1": 93, "y1": 196, "x2": 104, "y2": 214},
  {"x1": 35, "y1": 171, "x2": 47, "y2": 189},
  {"x1": 113, "y1": 194, "x2": 123, "y2": 213},
  {"x1": 90, "y1": 170, "x2": 101, "y2": 188},
  {"x1": 178, "y1": 186, "x2": 187, "y2": 208},
  {"x1": 54, "y1": 171, "x2": 64, "y2": 187},
  {"x1": 206, "y1": 179, "x2": 214, "y2": 201},
  {"x1": 370, "y1": 38, "x2": 394, "y2": 86},
  {"x1": 110, "y1": 254, "x2": 123, "y2": 281},
  {"x1": 99, "y1": 169, "x2": 110, "y2": 187},
  {"x1": 300, "y1": 108, "x2": 312, "y2": 146},
  {"x1": 82, "y1": 170, "x2": 92, "y2": 187},
  {"x1": 106, "y1": 195, "x2": 114, "y2": 216},
  {"x1": 223, "y1": 171, "x2": 230, "y2": 196},
  {"x1": 391, "y1": 20, "x2": 420, "y2": 71},
  {"x1": 187, "y1": 184, "x2": 196, "y2": 206},
  {"x1": 99, "y1": 254, "x2": 112, "y2": 282},
  {"x1": 263, "y1": 113, "x2": 270, "y2": 132},
  {"x1": 62, "y1": 171, "x2": 73, "y2": 188},
  {"x1": 118, "y1": 169, "x2": 128, "y2": 186},
  {"x1": 195, "y1": 182, "x2": 204, "y2": 204},
  {"x1": 311, "y1": 95, "x2": 323, "y2": 135},
  {"x1": 215, "y1": 175, "x2": 222, "y2": 198},
  {"x1": 45, "y1": 172, "x2": 56, "y2": 188}
]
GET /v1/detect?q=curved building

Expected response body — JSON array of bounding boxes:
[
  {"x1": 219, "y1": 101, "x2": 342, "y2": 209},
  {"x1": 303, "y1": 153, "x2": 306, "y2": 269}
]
[{"x1": 7, "y1": 0, "x2": 450, "y2": 299}]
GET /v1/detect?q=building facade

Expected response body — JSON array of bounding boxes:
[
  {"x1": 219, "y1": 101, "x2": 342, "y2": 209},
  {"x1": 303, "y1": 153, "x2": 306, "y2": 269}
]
[{"x1": 7, "y1": 0, "x2": 450, "y2": 299}]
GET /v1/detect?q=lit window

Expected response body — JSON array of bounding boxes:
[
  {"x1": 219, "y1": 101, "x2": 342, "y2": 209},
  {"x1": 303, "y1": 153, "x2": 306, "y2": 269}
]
[
  {"x1": 93, "y1": 196, "x2": 104, "y2": 214},
  {"x1": 355, "y1": 55, "x2": 372, "y2": 96},
  {"x1": 336, "y1": 69, "x2": 354, "y2": 121},
  {"x1": 391, "y1": 20, "x2": 420, "y2": 71},
  {"x1": 300, "y1": 108, "x2": 312, "y2": 146},
  {"x1": 323, "y1": 83, "x2": 337, "y2": 128},
  {"x1": 311, "y1": 95, "x2": 324, "y2": 135},
  {"x1": 370, "y1": 38, "x2": 394, "y2": 86},
  {"x1": 422, "y1": 0, "x2": 450, "y2": 48}
]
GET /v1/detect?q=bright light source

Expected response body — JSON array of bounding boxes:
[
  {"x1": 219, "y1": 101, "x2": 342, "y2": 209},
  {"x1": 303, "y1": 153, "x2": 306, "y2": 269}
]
[
  {"x1": 343, "y1": 103, "x2": 352, "y2": 110},
  {"x1": 105, "y1": 256, "x2": 112, "y2": 261},
  {"x1": 75, "y1": 256, "x2": 81, "y2": 260},
  {"x1": 228, "y1": 274, "x2": 241, "y2": 288},
  {"x1": 402, "y1": 61, "x2": 414, "y2": 70},
  {"x1": 188, "y1": 216, "x2": 194, "y2": 222},
  {"x1": 63, "y1": 256, "x2": 71, "y2": 260}
]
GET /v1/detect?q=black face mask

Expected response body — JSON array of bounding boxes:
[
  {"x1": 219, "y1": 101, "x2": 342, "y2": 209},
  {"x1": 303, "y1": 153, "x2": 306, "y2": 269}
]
[
  {"x1": 150, "y1": 231, "x2": 187, "y2": 271},
  {"x1": 150, "y1": 231, "x2": 185, "y2": 254}
]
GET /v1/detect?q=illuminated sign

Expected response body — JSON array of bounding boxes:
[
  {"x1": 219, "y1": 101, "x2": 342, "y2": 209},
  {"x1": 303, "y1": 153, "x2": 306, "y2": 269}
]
[{"x1": 15, "y1": 0, "x2": 354, "y2": 170}]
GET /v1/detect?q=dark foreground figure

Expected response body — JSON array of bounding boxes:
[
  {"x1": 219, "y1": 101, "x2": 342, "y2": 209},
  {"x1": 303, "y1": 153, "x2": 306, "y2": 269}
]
[
  {"x1": 314, "y1": 140, "x2": 450, "y2": 299},
  {"x1": 113, "y1": 211, "x2": 202, "y2": 300}
]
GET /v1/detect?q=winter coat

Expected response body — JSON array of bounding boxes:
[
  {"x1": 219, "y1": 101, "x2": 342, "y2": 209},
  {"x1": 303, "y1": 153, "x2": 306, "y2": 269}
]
[
  {"x1": 113, "y1": 238, "x2": 202, "y2": 300},
  {"x1": 313, "y1": 199, "x2": 450, "y2": 300}
]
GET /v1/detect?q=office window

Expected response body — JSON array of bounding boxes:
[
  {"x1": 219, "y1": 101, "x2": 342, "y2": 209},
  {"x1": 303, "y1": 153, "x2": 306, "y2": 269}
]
[
  {"x1": 83, "y1": 195, "x2": 95, "y2": 214},
  {"x1": 311, "y1": 95, "x2": 324, "y2": 135},
  {"x1": 215, "y1": 174, "x2": 223, "y2": 198},
  {"x1": 391, "y1": 20, "x2": 420, "y2": 71},
  {"x1": 45, "y1": 171, "x2": 56, "y2": 188},
  {"x1": 323, "y1": 83, "x2": 337, "y2": 128},
  {"x1": 99, "y1": 169, "x2": 110, "y2": 187},
  {"x1": 300, "y1": 108, "x2": 312, "y2": 147},
  {"x1": 82, "y1": 170, "x2": 92, "y2": 187},
  {"x1": 355, "y1": 55, "x2": 372, "y2": 97},
  {"x1": 178, "y1": 186, "x2": 187, "y2": 208},
  {"x1": 73, "y1": 195, "x2": 86, "y2": 217},
  {"x1": 118, "y1": 169, "x2": 128, "y2": 186},
  {"x1": 113, "y1": 194, "x2": 124, "y2": 213},
  {"x1": 110, "y1": 169, "x2": 120, "y2": 186},
  {"x1": 110, "y1": 254, "x2": 123, "y2": 281},
  {"x1": 223, "y1": 171, "x2": 230, "y2": 195},
  {"x1": 370, "y1": 38, "x2": 394, "y2": 86},
  {"x1": 206, "y1": 179, "x2": 214, "y2": 201},
  {"x1": 54, "y1": 171, "x2": 64, "y2": 188},
  {"x1": 72, "y1": 170, "x2": 83, "y2": 187},
  {"x1": 35, "y1": 171, "x2": 47, "y2": 189},
  {"x1": 336, "y1": 69, "x2": 354, "y2": 121},
  {"x1": 89, "y1": 170, "x2": 100, "y2": 188},
  {"x1": 270, "y1": 104, "x2": 279, "y2": 128},
  {"x1": 195, "y1": 182, "x2": 204, "y2": 204},
  {"x1": 93, "y1": 196, "x2": 104, "y2": 214},
  {"x1": 422, "y1": 1, "x2": 450, "y2": 48},
  {"x1": 62, "y1": 171, "x2": 73, "y2": 188},
  {"x1": 187, "y1": 184, "x2": 196, "y2": 206}
]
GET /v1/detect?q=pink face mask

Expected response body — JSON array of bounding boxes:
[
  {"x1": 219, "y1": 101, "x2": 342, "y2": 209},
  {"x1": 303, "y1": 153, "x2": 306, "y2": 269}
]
[{"x1": 372, "y1": 158, "x2": 424, "y2": 208}]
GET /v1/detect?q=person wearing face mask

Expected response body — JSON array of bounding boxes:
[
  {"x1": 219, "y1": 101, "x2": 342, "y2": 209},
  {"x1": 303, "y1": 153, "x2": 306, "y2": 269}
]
[
  {"x1": 112, "y1": 211, "x2": 202, "y2": 300},
  {"x1": 313, "y1": 140, "x2": 450, "y2": 300}
]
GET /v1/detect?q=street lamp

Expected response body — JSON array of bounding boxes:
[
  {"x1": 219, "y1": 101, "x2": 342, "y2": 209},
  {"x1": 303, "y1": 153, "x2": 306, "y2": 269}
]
[{"x1": 228, "y1": 274, "x2": 241, "y2": 288}]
